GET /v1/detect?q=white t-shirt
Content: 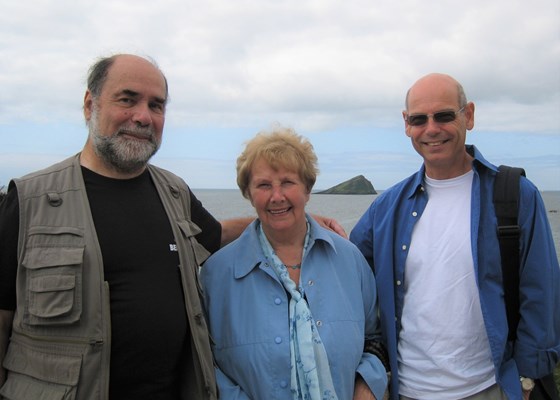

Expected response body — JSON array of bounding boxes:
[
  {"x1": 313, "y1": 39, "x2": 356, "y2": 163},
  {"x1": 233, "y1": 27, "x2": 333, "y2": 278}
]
[{"x1": 398, "y1": 171, "x2": 496, "y2": 399}]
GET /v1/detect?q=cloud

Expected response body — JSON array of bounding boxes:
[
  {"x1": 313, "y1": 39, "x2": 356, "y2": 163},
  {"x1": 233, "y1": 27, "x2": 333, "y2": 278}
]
[{"x1": 0, "y1": 0, "x2": 558, "y2": 189}]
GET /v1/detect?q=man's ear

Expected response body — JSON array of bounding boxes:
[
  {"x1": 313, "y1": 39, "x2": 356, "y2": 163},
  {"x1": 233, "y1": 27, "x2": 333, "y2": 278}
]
[
  {"x1": 83, "y1": 90, "x2": 93, "y2": 121},
  {"x1": 403, "y1": 111, "x2": 412, "y2": 137},
  {"x1": 465, "y1": 102, "x2": 475, "y2": 131}
]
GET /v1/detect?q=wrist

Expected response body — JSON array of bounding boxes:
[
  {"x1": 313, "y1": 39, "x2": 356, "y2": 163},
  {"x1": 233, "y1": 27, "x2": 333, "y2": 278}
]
[{"x1": 520, "y1": 376, "x2": 535, "y2": 391}]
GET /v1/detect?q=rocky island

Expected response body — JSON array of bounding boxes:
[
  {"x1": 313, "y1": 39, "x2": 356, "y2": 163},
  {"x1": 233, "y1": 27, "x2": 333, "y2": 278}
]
[{"x1": 315, "y1": 175, "x2": 377, "y2": 195}]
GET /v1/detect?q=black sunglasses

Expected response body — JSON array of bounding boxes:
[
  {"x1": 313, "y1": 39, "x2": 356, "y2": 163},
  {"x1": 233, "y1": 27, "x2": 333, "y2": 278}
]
[{"x1": 405, "y1": 105, "x2": 466, "y2": 127}]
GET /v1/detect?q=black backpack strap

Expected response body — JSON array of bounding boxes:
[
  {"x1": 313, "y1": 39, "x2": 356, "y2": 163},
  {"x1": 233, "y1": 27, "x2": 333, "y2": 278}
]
[{"x1": 493, "y1": 165, "x2": 526, "y2": 341}]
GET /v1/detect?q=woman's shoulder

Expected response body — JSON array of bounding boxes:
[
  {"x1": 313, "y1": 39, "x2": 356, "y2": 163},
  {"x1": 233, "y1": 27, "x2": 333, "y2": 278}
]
[
  {"x1": 313, "y1": 222, "x2": 364, "y2": 257},
  {"x1": 202, "y1": 224, "x2": 261, "y2": 273}
]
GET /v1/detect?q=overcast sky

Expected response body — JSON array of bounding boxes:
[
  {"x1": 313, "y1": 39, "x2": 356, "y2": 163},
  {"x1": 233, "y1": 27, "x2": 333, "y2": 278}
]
[{"x1": 1, "y1": 0, "x2": 559, "y2": 191}]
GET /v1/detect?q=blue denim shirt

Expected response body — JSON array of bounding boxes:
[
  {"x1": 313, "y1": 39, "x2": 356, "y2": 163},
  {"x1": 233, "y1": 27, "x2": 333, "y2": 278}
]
[
  {"x1": 350, "y1": 145, "x2": 560, "y2": 400},
  {"x1": 200, "y1": 215, "x2": 388, "y2": 400}
]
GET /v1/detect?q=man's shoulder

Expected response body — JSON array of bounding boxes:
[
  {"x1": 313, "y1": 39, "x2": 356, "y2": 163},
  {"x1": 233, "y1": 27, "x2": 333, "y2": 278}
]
[
  {"x1": 147, "y1": 164, "x2": 189, "y2": 189},
  {"x1": 11, "y1": 155, "x2": 81, "y2": 195},
  {"x1": 374, "y1": 173, "x2": 420, "y2": 206},
  {"x1": 16, "y1": 155, "x2": 78, "y2": 183}
]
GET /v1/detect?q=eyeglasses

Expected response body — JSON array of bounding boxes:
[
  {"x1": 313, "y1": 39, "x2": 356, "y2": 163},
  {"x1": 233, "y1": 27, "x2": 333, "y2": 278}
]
[{"x1": 405, "y1": 105, "x2": 466, "y2": 127}]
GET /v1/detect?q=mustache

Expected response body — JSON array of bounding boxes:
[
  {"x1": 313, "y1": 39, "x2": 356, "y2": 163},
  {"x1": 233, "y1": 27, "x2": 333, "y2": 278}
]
[{"x1": 117, "y1": 125, "x2": 156, "y2": 141}]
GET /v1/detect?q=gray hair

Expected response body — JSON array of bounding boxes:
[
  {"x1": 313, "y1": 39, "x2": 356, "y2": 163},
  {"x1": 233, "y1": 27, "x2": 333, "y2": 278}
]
[{"x1": 86, "y1": 54, "x2": 169, "y2": 100}]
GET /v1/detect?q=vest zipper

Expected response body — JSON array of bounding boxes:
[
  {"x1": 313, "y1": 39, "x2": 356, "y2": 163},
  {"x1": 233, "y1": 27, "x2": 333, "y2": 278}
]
[{"x1": 13, "y1": 328, "x2": 104, "y2": 347}]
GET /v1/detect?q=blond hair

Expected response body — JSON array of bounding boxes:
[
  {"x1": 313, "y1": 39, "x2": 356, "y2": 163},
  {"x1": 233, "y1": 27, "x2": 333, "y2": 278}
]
[{"x1": 237, "y1": 126, "x2": 319, "y2": 198}]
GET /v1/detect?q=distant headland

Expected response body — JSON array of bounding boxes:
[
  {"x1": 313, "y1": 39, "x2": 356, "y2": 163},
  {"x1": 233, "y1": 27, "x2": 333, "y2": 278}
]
[{"x1": 315, "y1": 175, "x2": 377, "y2": 195}]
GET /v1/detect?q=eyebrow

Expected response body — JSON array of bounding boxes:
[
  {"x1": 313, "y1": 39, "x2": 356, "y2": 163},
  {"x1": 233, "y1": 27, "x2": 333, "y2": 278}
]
[
  {"x1": 408, "y1": 108, "x2": 456, "y2": 115},
  {"x1": 116, "y1": 89, "x2": 167, "y2": 106},
  {"x1": 116, "y1": 89, "x2": 139, "y2": 98}
]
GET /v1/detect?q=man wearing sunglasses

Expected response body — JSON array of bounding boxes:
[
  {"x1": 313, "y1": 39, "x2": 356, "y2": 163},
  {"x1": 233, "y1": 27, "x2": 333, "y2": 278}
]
[{"x1": 350, "y1": 73, "x2": 559, "y2": 400}]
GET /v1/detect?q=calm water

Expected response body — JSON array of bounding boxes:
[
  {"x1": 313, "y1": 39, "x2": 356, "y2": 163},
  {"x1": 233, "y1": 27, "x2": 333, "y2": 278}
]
[{"x1": 192, "y1": 189, "x2": 560, "y2": 260}]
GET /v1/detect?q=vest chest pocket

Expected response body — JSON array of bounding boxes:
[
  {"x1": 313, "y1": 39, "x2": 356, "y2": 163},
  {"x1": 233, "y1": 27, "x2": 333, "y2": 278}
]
[{"x1": 22, "y1": 245, "x2": 84, "y2": 326}]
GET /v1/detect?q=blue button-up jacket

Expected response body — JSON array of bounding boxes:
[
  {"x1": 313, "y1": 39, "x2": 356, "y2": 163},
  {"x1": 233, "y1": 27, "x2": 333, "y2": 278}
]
[
  {"x1": 201, "y1": 216, "x2": 388, "y2": 399},
  {"x1": 350, "y1": 145, "x2": 560, "y2": 400}
]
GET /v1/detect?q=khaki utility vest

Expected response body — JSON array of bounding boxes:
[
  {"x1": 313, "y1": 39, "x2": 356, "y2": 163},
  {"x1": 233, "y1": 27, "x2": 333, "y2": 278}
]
[{"x1": 1, "y1": 155, "x2": 217, "y2": 400}]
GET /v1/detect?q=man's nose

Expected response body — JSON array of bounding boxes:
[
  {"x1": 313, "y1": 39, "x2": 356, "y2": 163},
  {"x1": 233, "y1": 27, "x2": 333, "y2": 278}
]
[
  {"x1": 132, "y1": 104, "x2": 153, "y2": 127},
  {"x1": 424, "y1": 116, "x2": 441, "y2": 134}
]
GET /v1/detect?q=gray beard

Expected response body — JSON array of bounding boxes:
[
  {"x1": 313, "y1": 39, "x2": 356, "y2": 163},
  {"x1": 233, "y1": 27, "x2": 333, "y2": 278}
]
[{"x1": 88, "y1": 109, "x2": 161, "y2": 174}]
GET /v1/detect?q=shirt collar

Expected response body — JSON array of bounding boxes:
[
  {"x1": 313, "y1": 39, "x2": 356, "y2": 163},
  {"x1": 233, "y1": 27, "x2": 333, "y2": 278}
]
[
  {"x1": 233, "y1": 214, "x2": 336, "y2": 279},
  {"x1": 405, "y1": 144, "x2": 497, "y2": 200},
  {"x1": 466, "y1": 144, "x2": 499, "y2": 173}
]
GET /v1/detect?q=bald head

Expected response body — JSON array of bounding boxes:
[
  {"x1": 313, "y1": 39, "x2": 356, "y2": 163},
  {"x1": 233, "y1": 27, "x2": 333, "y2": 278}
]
[
  {"x1": 402, "y1": 73, "x2": 476, "y2": 180},
  {"x1": 405, "y1": 73, "x2": 467, "y2": 111},
  {"x1": 87, "y1": 54, "x2": 168, "y2": 101}
]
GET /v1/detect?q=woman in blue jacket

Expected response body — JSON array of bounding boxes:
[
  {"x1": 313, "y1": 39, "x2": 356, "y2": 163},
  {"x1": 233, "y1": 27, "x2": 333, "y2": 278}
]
[{"x1": 200, "y1": 127, "x2": 388, "y2": 400}]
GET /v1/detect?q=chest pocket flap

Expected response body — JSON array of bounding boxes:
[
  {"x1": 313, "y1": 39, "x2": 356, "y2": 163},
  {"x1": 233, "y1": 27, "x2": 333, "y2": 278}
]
[
  {"x1": 23, "y1": 246, "x2": 84, "y2": 269},
  {"x1": 178, "y1": 220, "x2": 211, "y2": 266},
  {"x1": 21, "y1": 246, "x2": 84, "y2": 326}
]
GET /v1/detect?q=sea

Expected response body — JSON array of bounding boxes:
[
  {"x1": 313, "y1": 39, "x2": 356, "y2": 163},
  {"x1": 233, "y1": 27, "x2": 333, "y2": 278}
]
[{"x1": 191, "y1": 189, "x2": 560, "y2": 261}]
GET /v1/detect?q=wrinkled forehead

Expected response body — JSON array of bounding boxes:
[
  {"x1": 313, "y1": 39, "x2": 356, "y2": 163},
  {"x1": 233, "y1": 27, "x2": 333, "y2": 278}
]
[
  {"x1": 103, "y1": 56, "x2": 167, "y2": 100},
  {"x1": 407, "y1": 78, "x2": 460, "y2": 112}
]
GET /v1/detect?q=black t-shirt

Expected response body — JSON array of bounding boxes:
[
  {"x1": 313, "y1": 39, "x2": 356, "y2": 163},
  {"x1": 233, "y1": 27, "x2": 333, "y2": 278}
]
[{"x1": 0, "y1": 167, "x2": 221, "y2": 399}]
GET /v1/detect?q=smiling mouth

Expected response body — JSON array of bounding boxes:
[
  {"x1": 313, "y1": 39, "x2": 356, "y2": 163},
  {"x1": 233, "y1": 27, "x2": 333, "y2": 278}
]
[
  {"x1": 120, "y1": 130, "x2": 152, "y2": 141},
  {"x1": 424, "y1": 139, "x2": 449, "y2": 147},
  {"x1": 268, "y1": 207, "x2": 291, "y2": 215}
]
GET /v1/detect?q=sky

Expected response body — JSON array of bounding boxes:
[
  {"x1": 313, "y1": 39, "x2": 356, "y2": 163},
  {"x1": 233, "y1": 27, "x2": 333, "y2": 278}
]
[{"x1": 0, "y1": 0, "x2": 559, "y2": 191}]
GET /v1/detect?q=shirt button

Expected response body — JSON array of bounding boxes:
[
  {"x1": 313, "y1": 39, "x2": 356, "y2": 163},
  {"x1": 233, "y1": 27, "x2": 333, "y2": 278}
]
[
  {"x1": 412, "y1": 211, "x2": 418, "y2": 217},
  {"x1": 402, "y1": 244, "x2": 407, "y2": 251},
  {"x1": 316, "y1": 320, "x2": 323, "y2": 327},
  {"x1": 274, "y1": 298, "x2": 282, "y2": 305},
  {"x1": 308, "y1": 280, "x2": 314, "y2": 286},
  {"x1": 396, "y1": 280, "x2": 401, "y2": 286},
  {"x1": 275, "y1": 336, "x2": 282, "y2": 344}
]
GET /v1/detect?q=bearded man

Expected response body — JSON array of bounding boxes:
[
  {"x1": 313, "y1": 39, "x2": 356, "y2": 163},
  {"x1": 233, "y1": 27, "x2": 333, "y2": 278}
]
[{"x1": 0, "y1": 54, "x2": 243, "y2": 400}]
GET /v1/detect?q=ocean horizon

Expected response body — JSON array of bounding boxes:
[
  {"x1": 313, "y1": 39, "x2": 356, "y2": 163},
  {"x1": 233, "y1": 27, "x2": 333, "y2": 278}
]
[{"x1": 191, "y1": 189, "x2": 560, "y2": 261}]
